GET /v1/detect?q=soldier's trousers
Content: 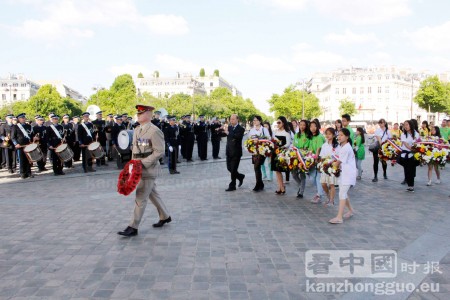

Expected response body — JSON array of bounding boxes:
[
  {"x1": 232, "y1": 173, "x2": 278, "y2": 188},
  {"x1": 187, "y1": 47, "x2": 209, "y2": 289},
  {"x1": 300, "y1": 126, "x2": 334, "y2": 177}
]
[
  {"x1": 129, "y1": 179, "x2": 170, "y2": 229},
  {"x1": 197, "y1": 137, "x2": 208, "y2": 159},
  {"x1": 211, "y1": 139, "x2": 220, "y2": 158},
  {"x1": 50, "y1": 149, "x2": 63, "y2": 174},
  {"x1": 37, "y1": 147, "x2": 47, "y2": 170},
  {"x1": 18, "y1": 148, "x2": 31, "y2": 175},
  {"x1": 81, "y1": 147, "x2": 93, "y2": 171},
  {"x1": 73, "y1": 142, "x2": 81, "y2": 161},
  {"x1": 3, "y1": 148, "x2": 16, "y2": 170}
]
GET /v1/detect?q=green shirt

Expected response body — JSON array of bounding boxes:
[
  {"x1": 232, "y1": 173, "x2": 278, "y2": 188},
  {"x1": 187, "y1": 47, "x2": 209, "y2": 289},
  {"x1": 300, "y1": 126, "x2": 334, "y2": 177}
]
[
  {"x1": 346, "y1": 125, "x2": 355, "y2": 143},
  {"x1": 354, "y1": 135, "x2": 365, "y2": 160},
  {"x1": 440, "y1": 127, "x2": 449, "y2": 141},
  {"x1": 293, "y1": 132, "x2": 310, "y2": 149},
  {"x1": 308, "y1": 134, "x2": 324, "y2": 154}
]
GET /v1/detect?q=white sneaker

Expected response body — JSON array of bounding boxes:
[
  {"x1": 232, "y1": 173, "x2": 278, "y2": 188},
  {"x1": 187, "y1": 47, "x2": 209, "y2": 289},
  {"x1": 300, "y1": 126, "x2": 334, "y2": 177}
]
[
  {"x1": 426, "y1": 180, "x2": 432, "y2": 186},
  {"x1": 435, "y1": 180, "x2": 441, "y2": 184}
]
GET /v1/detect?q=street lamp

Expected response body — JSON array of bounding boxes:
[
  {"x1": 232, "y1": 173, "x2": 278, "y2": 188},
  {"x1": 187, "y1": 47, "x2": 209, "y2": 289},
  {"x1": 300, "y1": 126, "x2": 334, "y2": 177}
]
[
  {"x1": 386, "y1": 106, "x2": 389, "y2": 124},
  {"x1": 295, "y1": 78, "x2": 308, "y2": 120}
]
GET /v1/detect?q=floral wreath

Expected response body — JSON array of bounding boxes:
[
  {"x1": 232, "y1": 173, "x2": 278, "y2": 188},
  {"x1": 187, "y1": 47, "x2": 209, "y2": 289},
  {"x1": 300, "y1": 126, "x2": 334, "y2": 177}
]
[{"x1": 117, "y1": 160, "x2": 143, "y2": 196}]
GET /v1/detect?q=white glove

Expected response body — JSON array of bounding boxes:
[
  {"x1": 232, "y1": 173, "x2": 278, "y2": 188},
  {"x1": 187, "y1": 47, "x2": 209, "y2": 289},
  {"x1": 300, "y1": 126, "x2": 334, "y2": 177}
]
[
  {"x1": 169, "y1": 146, "x2": 173, "y2": 152},
  {"x1": 178, "y1": 145, "x2": 181, "y2": 151}
]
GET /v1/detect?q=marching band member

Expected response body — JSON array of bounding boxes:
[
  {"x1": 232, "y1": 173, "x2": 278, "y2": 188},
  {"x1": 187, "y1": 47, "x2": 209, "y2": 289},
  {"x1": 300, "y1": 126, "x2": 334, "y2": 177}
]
[
  {"x1": 164, "y1": 116, "x2": 180, "y2": 174},
  {"x1": 1, "y1": 114, "x2": 16, "y2": 174},
  {"x1": 11, "y1": 113, "x2": 38, "y2": 179},
  {"x1": 62, "y1": 114, "x2": 75, "y2": 169},
  {"x1": 210, "y1": 117, "x2": 223, "y2": 159},
  {"x1": 121, "y1": 113, "x2": 129, "y2": 129},
  {"x1": 47, "y1": 115, "x2": 65, "y2": 176},
  {"x1": 92, "y1": 111, "x2": 108, "y2": 167},
  {"x1": 33, "y1": 116, "x2": 48, "y2": 172},
  {"x1": 78, "y1": 112, "x2": 96, "y2": 173},
  {"x1": 181, "y1": 115, "x2": 195, "y2": 162},
  {"x1": 194, "y1": 115, "x2": 209, "y2": 161},
  {"x1": 71, "y1": 116, "x2": 81, "y2": 162},
  {"x1": 118, "y1": 104, "x2": 171, "y2": 237},
  {"x1": 105, "y1": 113, "x2": 114, "y2": 161}
]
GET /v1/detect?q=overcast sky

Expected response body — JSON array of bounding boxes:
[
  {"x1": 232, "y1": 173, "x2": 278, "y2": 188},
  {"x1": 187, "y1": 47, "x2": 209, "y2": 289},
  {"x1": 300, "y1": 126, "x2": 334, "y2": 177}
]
[{"x1": 1, "y1": 0, "x2": 449, "y2": 113}]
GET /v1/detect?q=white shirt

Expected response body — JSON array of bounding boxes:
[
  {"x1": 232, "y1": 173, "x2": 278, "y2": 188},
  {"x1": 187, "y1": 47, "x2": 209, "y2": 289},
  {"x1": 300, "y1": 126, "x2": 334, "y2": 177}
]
[
  {"x1": 248, "y1": 126, "x2": 270, "y2": 139},
  {"x1": 375, "y1": 127, "x2": 391, "y2": 143},
  {"x1": 273, "y1": 129, "x2": 291, "y2": 148},
  {"x1": 400, "y1": 131, "x2": 419, "y2": 152},
  {"x1": 320, "y1": 141, "x2": 340, "y2": 158},
  {"x1": 337, "y1": 142, "x2": 357, "y2": 186}
]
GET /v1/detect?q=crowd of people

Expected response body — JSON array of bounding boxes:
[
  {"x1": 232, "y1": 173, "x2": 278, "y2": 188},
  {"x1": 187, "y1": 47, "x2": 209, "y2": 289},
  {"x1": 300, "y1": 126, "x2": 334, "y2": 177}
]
[{"x1": 236, "y1": 114, "x2": 450, "y2": 224}]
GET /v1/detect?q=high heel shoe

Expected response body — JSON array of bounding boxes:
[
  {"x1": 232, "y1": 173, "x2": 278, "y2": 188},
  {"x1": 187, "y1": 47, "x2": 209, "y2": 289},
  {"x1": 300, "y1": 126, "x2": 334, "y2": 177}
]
[{"x1": 275, "y1": 190, "x2": 281, "y2": 194}]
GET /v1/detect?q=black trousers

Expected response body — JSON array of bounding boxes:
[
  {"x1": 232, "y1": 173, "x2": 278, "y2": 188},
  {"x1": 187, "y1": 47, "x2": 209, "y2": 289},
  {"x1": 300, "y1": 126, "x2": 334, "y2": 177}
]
[
  {"x1": 253, "y1": 155, "x2": 265, "y2": 187},
  {"x1": 184, "y1": 137, "x2": 195, "y2": 160},
  {"x1": 373, "y1": 149, "x2": 387, "y2": 177},
  {"x1": 180, "y1": 137, "x2": 186, "y2": 158},
  {"x1": 227, "y1": 156, "x2": 243, "y2": 188},
  {"x1": 37, "y1": 147, "x2": 47, "y2": 170},
  {"x1": 72, "y1": 142, "x2": 81, "y2": 161},
  {"x1": 212, "y1": 139, "x2": 220, "y2": 158},
  {"x1": 168, "y1": 147, "x2": 178, "y2": 171},
  {"x1": 403, "y1": 157, "x2": 416, "y2": 187},
  {"x1": 4, "y1": 148, "x2": 17, "y2": 170},
  {"x1": 197, "y1": 136, "x2": 208, "y2": 159},
  {"x1": 50, "y1": 149, "x2": 63, "y2": 174},
  {"x1": 18, "y1": 148, "x2": 31, "y2": 175},
  {"x1": 81, "y1": 147, "x2": 93, "y2": 171}
]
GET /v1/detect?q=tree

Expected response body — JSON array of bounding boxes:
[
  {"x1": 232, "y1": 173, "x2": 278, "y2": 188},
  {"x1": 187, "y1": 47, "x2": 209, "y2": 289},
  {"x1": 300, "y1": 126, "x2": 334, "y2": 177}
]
[
  {"x1": 199, "y1": 68, "x2": 206, "y2": 77},
  {"x1": 268, "y1": 85, "x2": 322, "y2": 120},
  {"x1": 339, "y1": 99, "x2": 357, "y2": 116},
  {"x1": 213, "y1": 69, "x2": 220, "y2": 77},
  {"x1": 414, "y1": 76, "x2": 450, "y2": 113},
  {"x1": 153, "y1": 70, "x2": 160, "y2": 78},
  {"x1": 137, "y1": 72, "x2": 144, "y2": 78}
]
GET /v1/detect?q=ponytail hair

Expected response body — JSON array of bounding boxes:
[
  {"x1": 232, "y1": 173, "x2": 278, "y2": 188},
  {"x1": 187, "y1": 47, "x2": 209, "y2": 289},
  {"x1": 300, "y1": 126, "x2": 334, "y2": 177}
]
[
  {"x1": 325, "y1": 127, "x2": 339, "y2": 148},
  {"x1": 341, "y1": 128, "x2": 352, "y2": 146}
]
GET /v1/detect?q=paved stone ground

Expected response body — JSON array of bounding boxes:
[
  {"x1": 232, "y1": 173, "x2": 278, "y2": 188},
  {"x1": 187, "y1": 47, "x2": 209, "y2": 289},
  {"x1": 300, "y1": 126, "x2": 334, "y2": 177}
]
[{"x1": 0, "y1": 140, "x2": 449, "y2": 300}]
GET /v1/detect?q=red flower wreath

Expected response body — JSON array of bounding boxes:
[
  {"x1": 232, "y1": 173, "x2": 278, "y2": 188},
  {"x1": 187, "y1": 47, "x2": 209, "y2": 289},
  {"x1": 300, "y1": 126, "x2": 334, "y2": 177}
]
[{"x1": 117, "y1": 160, "x2": 143, "y2": 196}]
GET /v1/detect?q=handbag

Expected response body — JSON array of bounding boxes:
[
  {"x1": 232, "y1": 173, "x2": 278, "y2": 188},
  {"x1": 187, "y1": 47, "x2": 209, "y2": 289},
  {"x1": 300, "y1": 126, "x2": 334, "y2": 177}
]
[{"x1": 369, "y1": 129, "x2": 387, "y2": 152}]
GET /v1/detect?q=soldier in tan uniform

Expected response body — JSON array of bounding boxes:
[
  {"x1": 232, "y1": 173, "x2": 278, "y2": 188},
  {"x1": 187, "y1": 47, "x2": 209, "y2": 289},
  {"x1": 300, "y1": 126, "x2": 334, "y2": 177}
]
[{"x1": 118, "y1": 104, "x2": 172, "y2": 237}]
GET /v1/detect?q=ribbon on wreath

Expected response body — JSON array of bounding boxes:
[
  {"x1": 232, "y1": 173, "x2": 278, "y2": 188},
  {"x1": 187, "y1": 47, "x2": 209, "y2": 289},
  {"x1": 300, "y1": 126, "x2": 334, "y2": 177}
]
[
  {"x1": 386, "y1": 139, "x2": 403, "y2": 153},
  {"x1": 416, "y1": 141, "x2": 449, "y2": 149},
  {"x1": 292, "y1": 146, "x2": 307, "y2": 170}
]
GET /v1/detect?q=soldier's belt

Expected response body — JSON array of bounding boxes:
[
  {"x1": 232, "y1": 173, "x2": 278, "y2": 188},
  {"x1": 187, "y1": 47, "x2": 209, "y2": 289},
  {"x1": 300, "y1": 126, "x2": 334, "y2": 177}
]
[{"x1": 133, "y1": 152, "x2": 152, "y2": 159}]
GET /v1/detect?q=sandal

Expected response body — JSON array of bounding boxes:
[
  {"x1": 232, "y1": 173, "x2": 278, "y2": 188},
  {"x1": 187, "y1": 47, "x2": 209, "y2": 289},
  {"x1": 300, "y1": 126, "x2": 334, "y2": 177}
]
[
  {"x1": 329, "y1": 218, "x2": 343, "y2": 224},
  {"x1": 343, "y1": 212, "x2": 354, "y2": 219}
]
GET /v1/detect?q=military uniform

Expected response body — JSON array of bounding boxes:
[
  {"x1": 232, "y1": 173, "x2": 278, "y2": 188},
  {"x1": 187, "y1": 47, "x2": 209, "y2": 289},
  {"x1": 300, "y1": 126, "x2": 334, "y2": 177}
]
[
  {"x1": 164, "y1": 118, "x2": 180, "y2": 174},
  {"x1": 72, "y1": 118, "x2": 81, "y2": 161},
  {"x1": 92, "y1": 114, "x2": 107, "y2": 166},
  {"x1": 118, "y1": 104, "x2": 171, "y2": 237},
  {"x1": 11, "y1": 114, "x2": 35, "y2": 178},
  {"x1": 33, "y1": 119, "x2": 48, "y2": 171},
  {"x1": 210, "y1": 120, "x2": 223, "y2": 159},
  {"x1": 180, "y1": 119, "x2": 195, "y2": 161},
  {"x1": 194, "y1": 118, "x2": 209, "y2": 160},
  {"x1": 47, "y1": 118, "x2": 65, "y2": 175},
  {"x1": 78, "y1": 116, "x2": 95, "y2": 172},
  {"x1": 0, "y1": 116, "x2": 16, "y2": 173},
  {"x1": 62, "y1": 116, "x2": 76, "y2": 168}
]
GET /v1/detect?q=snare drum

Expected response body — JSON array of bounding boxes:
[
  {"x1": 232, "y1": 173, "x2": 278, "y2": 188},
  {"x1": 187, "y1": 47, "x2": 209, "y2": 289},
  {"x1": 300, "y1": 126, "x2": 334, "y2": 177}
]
[
  {"x1": 24, "y1": 143, "x2": 43, "y2": 162},
  {"x1": 88, "y1": 142, "x2": 104, "y2": 159},
  {"x1": 117, "y1": 130, "x2": 133, "y2": 153},
  {"x1": 55, "y1": 143, "x2": 74, "y2": 162}
]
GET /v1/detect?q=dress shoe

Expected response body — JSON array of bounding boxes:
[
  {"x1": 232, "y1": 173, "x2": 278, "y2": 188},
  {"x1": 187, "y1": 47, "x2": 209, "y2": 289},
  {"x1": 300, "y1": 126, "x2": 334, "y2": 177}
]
[
  {"x1": 297, "y1": 193, "x2": 303, "y2": 198},
  {"x1": 20, "y1": 174, "x2": 28, "y2": 179},
  {"x1": 216, "y1": 156, "x2": 222, "y2": 159},
  {"x1": 153, "y1": 216, "x2": 172, "y2": 228},
  {"x1": 39, "y1": 167, "x2": 48, "y2": 172},
  {"x1": 238, "y1": 175, "x2": 245, "y2": 187},
  {"x1": 88, "y1": 167, "x2": 96, "y2": 172},
  {"x1": 170, "y1": 170, "x2": 180, "y2": 174},
  {"x1": 177, "y1": 160, "x2": 181, "y2": 163},
  {"x1": 117, "y1": 226, "x2": 138, "y2": 237},
  {"x1": 225, "y1": 187, "x2": 236, "y2": 192},
  {"x1": 187, "y1": 159, "x2": 194, "y2": 162},
  {"x1": 8, "y1": 169, "x2": 14, "y2": 174}
]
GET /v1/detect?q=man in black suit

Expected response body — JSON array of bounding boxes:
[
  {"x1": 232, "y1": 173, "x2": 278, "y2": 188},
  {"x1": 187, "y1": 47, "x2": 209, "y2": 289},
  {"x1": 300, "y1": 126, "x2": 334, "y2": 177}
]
[{"x1": 225, "y1": 114, "x2": 245, "y2": 191}]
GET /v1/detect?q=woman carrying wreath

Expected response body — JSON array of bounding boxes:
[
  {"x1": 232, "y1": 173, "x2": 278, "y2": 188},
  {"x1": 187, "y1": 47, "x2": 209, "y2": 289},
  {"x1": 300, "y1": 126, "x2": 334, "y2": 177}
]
[{"x1": 248, "y1": 115, "x2": 271, "y2": 192}]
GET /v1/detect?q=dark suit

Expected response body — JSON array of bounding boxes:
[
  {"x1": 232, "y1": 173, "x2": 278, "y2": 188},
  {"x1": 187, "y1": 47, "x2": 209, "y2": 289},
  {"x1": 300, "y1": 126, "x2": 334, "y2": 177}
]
[
  {"x1": 1, "y1": 122, "x2": 16, "y2": 171},
  {"x1": 194, "y1": 121, "x2": 209, "y2": 160},
  {"x1": 46, "y1": 124, "x2": 64, "y2": 174},
  {"x1": 62, "y1": 122, "x2": 75, "y2": 168},
  {"x1": 11, "y1": 123, "x2": 35, "y2": 176},
  {"x1": 164, "y1": 125, "x2": 180, "y2": 172},
  {"x1": 92, "y1": 119, "x2": 107, "y2": 166},
  {"x1": 210, "y1": 122, "x2": 223, "y2": 158},
  {"x1": 78, "y1": 122, "x2": 94, "y2": 171},
  {"x1": 33, "y1": 124, "x2": 48, "y2": 170},
  {"x1": 226, "y1": 124, "x2": 245, "y2": 188}
]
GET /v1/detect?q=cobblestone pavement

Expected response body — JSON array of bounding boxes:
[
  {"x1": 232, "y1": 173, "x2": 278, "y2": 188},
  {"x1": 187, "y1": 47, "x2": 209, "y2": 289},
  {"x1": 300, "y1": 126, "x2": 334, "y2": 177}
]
[{"x1": 0, "y1": 141, "x2": 449, "y2": 300}]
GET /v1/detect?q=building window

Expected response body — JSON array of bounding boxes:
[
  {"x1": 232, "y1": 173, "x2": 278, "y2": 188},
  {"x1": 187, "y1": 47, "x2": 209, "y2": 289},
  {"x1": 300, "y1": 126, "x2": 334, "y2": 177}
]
[
  {"x1": 368, "y1": 76, "x2": 372, "y2": 80},
  {"x1": 335, "y1": 88, "x2": 339, "y2": 94},
  {"x1": 1, "y1": 83, "x2": 7, "y2": 87},
  {"x1": 1, "y1": 94, "x2": 5, "y2": 100},
  {"x1": 385, "y1": 86, "x2": 389, "y2": 93},
  {"x1": 352, "y1": 87, "x2": 356, "y2": 94},
  {"x1": 13, "y1": 94, "x2": 17, "y2": 100},
  {"x1": 316, "y1": 85, "x2": 319, "y2": 90},
  {"x1": 360, "y1": 87, "x2": 364, "y2": 94},
  {"x1": 13, "y1": 83, "x2": 18, "y2": 87},
  {"x1": 367, "y1": 87, "x2": 372, "y2": 94},
  {"x1": 352, "y1": 76, "x2": 356, "y2": 81},
  {"x1": 378, "y1": 75, "x2": 382, "y2": 80},
  {"x1": 21, "y1": 83, "x2": 26, "y2": 87},
  {"x1": 378, "y1": 86, "x2": 382, "y2": 93},
  {"x1": 360, "y1": 76, "x2": 364, "y2": 81},
  {"x1": 386, "y1": 75, "x2": 390, "y2": 80},
  {"x1": 210, "y1": 82, "x2": 213, "y2": 87},
  {"x1": 21, "y1": 94, "x2": 25, "y2": 100},
  {"x1": 342, "y1": 76, "x2": 346, "y2": 81},
  {"x1": 343, "y1": 88, "x2": 346, "y2": 94}
]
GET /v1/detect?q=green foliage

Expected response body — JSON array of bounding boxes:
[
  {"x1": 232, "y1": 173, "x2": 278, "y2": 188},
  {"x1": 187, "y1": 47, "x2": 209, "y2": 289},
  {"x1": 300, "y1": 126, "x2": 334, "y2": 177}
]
[
  {"x1": 268, "y1": 85, "x2": 322, "y2": 120},
  {"x1": 213, "y1": 69, "x2": 220, "y2": 77},
  {"x1": 86, "y1": 74, "x2": 137, "y2": 115},
  {"x1": 0, "y1": 84, "x2": 82, "y2": 118},
  {"x1": 414, "y1": 76, "x2": 450, "y2": 113},
  {"x1": 153, "y1": 70, "x2": 159, "y2": 78},
  {"x1": 338, "y1": 98, "x2": 357, "y2": 116},
  {"x1": 137, "y1": 72, "x2": 144, "y2": 78},
  {"x1": 199, "y1": 68, "x2": 206, "y2": 77}
]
